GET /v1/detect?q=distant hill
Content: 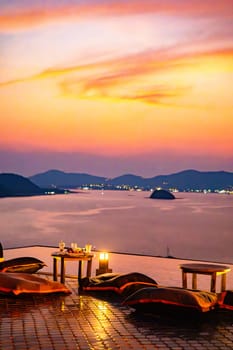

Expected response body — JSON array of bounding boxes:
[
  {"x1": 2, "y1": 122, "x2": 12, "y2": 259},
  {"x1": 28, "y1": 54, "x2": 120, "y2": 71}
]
[
  {"x1": 107, "y1": 174, "x2": 147, "y2": 187},
  {"x1": 29, "y1": 169, "x2": 233, "y2": 191},
  {"x1": 30, "y1": 169, "x2": 106, "y2": 188},
  {"x1": 0, "y1": 173, "x2": 69, "y2": 198},
  {"x1": 145, "y1": 170, "x2": 233, "y2": 191}
]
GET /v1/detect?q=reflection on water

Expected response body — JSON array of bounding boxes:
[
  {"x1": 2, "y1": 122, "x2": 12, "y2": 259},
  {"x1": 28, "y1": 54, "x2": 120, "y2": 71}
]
[{"x1": 1, "y1": 191, "x2": 232, "y2": 263}]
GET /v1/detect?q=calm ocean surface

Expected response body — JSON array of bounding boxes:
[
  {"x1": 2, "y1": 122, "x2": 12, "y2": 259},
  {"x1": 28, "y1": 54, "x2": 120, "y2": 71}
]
[{"x1": 1, "y1": 191, "x2": 233, "y2": 263}]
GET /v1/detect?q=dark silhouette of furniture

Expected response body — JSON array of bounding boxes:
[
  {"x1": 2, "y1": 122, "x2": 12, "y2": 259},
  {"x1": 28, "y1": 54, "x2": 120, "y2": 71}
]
[
  {"x1": 52, "y1": 252, "x2": 94, "y2": 284},
  {"x1": 180, "y1": 263, "x2": 231, "y2": 293}
]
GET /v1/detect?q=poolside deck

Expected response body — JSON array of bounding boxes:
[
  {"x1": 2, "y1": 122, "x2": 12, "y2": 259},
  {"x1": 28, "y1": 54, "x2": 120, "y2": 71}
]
[{"x1": 1, "y1": 275, "x2": 233, "y2": 350}]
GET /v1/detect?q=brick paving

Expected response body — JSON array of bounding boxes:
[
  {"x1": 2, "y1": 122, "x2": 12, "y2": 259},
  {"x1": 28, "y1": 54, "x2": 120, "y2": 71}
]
[{"x1": 1, "y1": 278, "x2": 233, "y2": 350}]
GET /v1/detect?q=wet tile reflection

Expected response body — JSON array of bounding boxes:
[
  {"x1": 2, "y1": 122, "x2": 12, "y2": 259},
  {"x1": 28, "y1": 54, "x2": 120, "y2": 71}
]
[{"x1": 1, "y1": 278, "x2": 233, "y2": 349}]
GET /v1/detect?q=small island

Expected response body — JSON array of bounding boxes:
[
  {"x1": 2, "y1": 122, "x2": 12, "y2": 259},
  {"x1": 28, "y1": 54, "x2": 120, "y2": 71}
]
[{"x1": 150, "y1": 189, "x2": 176, "y2": 200}]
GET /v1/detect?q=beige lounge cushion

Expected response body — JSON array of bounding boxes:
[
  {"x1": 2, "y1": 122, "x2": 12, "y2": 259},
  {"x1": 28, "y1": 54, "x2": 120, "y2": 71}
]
[
  {"x1": 81, "y1": 272, "x2": 157, "y2": 294},
  {"x1": 120, "y1": 281, "x2": 158, "y2": 299},
  {"x1": 0, "y1": 257, "x2": 46, "y2": 273},
  {"x1": 0, "y1": 272, "x2": 71, "y2": 296},
  {"x1": 122, "y1": 286, "x2": 218, "y2": 313}
]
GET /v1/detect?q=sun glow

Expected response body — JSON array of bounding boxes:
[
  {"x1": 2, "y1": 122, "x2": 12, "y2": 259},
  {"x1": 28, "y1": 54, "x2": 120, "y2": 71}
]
[{"x1": 0, "y1": 0, "x2": 232, "y2": 175}]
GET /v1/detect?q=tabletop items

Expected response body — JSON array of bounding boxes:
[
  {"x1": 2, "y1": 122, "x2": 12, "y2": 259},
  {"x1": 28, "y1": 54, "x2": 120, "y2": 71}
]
[
  {"x1": 59, "y1": 240, "x2": 66, "y2": 252},
  {"x1": 58, "y1": 241, "x2": 92, "y2": 254}
]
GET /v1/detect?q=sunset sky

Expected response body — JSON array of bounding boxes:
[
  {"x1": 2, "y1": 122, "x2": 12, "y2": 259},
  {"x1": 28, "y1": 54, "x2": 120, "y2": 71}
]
[{"x1": 0, "y1": 0, "x2": 232, "y2": 177}]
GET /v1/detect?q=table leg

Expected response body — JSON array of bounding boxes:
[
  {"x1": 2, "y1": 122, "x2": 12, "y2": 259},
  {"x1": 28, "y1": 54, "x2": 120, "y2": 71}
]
[
  {"x1": 78, "y1": 260, "x2": 83, "y2": 278},
  {"x1": 77, "y1": 260, "x2": 83, "y2": 288},
  {"x1": 182, "y1": 271, "x2": 187, "y2": 288},
  {"x1": 221, "y1": 273, "x2": 227, "y2": 292},
  {"x1": 211, "y1": 272, "x2": 216, "y2": 293},
  {"x1": 192, "y1": 273, "x2": 197, "y2": 290},
  {"x1": 53, "y1": 258, "x2": 58, "y2": 281},
  {"x1": 60, "y1": 257, "x2": 65, "y2": 284},
  {"x1": 86, "y1": 259, "x2": 92, "y2": 278}
]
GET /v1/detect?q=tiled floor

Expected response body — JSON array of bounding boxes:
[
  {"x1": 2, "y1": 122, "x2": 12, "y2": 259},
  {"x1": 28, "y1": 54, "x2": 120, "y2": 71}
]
[{"x1": 1, "y1": 277, "x2": 233, "y2": 350}]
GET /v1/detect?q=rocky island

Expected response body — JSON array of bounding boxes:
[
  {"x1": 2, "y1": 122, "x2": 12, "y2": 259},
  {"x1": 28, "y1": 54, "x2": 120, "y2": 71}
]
[{"x1": 150, "y1": 189, "x2": 176, "y2": 200}]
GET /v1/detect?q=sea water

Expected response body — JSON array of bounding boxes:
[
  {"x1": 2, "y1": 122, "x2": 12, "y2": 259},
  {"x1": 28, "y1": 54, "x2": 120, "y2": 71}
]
[{"x1": 1, "y1": 190, "x2": 233, "y2": 263}]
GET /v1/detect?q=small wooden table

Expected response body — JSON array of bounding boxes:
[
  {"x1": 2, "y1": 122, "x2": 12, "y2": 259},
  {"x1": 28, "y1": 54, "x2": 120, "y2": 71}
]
[
  {"x1": 180, "y1": 263, "x2": 231, "y2": 293},
  {"x1": 52, "y1": 252, "x2": 94, "y2": 284}
]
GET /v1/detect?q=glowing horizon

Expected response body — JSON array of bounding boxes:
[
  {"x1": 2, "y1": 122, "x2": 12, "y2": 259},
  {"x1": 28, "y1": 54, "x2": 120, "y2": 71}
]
[{"x1": 0, "y1": 0, "x2": 232, "y2": 176}]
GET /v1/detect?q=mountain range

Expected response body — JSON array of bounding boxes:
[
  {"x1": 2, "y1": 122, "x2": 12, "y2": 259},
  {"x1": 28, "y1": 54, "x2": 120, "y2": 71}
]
[
  {"x1": 0, "y1": 169, "x2": 232, "y2": 198},
  {"x1": 29, "y1": 169, "x2": 233, "y2": 191}
]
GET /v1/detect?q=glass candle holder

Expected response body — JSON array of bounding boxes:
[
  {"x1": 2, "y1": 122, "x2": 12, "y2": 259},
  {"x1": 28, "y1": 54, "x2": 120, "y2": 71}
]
[
  {"x1": 71, "y1": 243, "x2": 77, "y2": 251},
  {"x1": 85, "y1": 244, "x2": 92, "y2": 253},
  {"x1": 59, "y1": 240, "x2": 65, "y2": 251}
]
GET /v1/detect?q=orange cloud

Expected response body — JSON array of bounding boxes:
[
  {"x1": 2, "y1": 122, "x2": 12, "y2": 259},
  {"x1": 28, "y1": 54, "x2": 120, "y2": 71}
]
[
  {"x1": 0, "y1": 46, "x2": 174, "y2": 85},
  {"x1": 117, "y1": 88, "x2": 188, "y2": 105},
  {"x1": 46, "y1": 46, "x2": 233, "y2": 105},
  {"x1": 42, "y1": 47, "x2": 196, "y2": 105},
  {"x1": 0, "y1": 44, "x2": 232, "y2": 107},
  {"x1": 0, "y1": 0, "x2": 232, "y2": 32}
]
